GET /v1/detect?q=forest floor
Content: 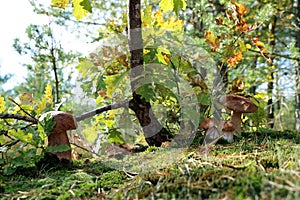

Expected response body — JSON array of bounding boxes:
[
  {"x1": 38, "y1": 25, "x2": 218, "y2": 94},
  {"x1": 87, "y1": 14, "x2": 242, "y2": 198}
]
[{"x1": 1, "y1": 129, "x2": 300, "y2": 199}]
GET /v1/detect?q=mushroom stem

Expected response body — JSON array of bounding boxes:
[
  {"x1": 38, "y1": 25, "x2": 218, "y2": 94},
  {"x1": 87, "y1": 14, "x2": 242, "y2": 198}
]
[
  {"x1": 219, "y1": 120, "x2": 235, "y2": 143},
  {"x1": 231, "y1": 111, "x2": 242, "y2": 134},
  {"x1": 40, "y1": 111, "x2": 77, "y2": 163},
  {"x1": 222, "y1": 131, "x2": 234, "y2": 143},
  {"x1": 48, "y1": 130, "x2": 71, "y2": 161}
]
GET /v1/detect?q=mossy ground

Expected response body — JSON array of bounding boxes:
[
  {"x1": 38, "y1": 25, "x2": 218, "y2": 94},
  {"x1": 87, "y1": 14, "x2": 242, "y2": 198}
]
[{"x1": 1, "y1": 130, "x2": 300, "y2": 199}]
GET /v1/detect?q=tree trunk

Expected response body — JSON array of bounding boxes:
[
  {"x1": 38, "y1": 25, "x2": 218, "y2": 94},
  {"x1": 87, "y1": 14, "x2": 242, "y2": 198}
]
[
  {"x1": 249, "y1": 56, "x2": 258, "y2": 95},
  {"x1": 50, "y1": 46, "x2": 60, "y2": 104},
  {"x1": 294, "y1": 0, "x2": 300, "y2": 132},
  {"x1": 127, "y1": 0, "x2": 172, "y2": 146},
  {"x1": 267, "y1": 16, "x2": 277, "y2": 128}
]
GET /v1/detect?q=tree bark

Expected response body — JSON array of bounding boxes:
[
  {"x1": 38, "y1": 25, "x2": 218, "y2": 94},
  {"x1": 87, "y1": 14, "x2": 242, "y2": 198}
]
[
  {"x1": 295, "y1": 0, "x2": 300, "y2": 132},
  {"x1": 267, "y1": 16, "x2": 277, "y2": 128},
  {"x1": 50, "y1": 46, "x2": 60, "y2": 104},
  {"x1": 127, "y1": 0, "x2": 171, "y2": 146}
]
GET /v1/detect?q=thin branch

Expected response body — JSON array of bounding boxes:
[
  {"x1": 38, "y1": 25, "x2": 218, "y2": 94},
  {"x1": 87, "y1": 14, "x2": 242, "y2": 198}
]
[
  {"x1": 75, "y1": 100, "x2": 129, "y2": 122},
  {"x1": 0, "y1": 101, "x2": 129, "y2": 124},
  {"x1": 70, "y1": 142, "x2": 101, "y2": 157},
  {"x1": 0, "y1": 139, "x2": 20, "y2": 148},
  {"x1": 249, "y1": 49, "x2": 300, "y2": 61},
  {"x1": 9, "y1": 97, "x2": 37, "y2": 120},
  {"x1": 0, "y1": 114, "x2": 38, "y2": 124}
]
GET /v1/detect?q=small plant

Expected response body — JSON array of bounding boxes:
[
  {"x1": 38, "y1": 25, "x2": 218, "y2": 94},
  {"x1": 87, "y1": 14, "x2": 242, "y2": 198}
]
[{"x1": 0, "y1": 84, "x2": 60, "y2": 175}]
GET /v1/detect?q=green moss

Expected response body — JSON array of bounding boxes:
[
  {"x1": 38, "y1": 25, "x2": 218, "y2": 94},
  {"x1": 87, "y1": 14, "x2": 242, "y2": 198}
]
[
  {"x1": 98, "y1": 171, "x2": 126, "y2": 190},
  {"x1": 2, "y1": 130, "x2": 300, "y2": 199}
]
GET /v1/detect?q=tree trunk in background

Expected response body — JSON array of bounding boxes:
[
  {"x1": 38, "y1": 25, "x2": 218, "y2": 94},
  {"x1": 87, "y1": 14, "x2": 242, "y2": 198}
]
[
  {"x1": 267, "y1": 16, "x2": 277, "y2": 128},
  {"x1": 295, "y1": 0, "x2": 300, "y2": 132},
  {"x1": 249, "y1": 56, "x2": 258, "y2": 95},
  {"x1": 50, "y1": 46, "x2": 60, "y2": 104},
  {"x1": 127, "y1": 0, "x2": 172, "y2": 146}
]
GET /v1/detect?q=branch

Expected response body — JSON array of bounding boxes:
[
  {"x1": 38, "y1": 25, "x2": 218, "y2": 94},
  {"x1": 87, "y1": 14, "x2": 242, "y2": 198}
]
[
  {"x1": 9, "y1": 97, "x2": 37, "y2": 120},
  {"x1": 70, "y1": 142, "x2": 101, "y2": 157},
  {"x1": 75, "y1": 100, "x2": 129, "y2": 122},
  {"x1": 249, "y1": 49, "x2": 300, "y2": 61},
  {"x1": 0, "y1": 101, "x2": 129, "y2": 124},
  {"x1": 0, "y1": 114, "x2": 38, "y2": 124}
]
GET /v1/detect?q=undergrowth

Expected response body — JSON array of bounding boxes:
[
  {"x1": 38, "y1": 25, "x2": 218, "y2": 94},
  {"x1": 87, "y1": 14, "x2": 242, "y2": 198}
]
[{"x1": 1, "y1": 130, "x2": 300, "y2": 199}]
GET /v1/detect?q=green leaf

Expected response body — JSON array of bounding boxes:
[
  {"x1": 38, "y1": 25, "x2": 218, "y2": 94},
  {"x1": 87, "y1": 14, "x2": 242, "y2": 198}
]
[
  {"x1": 9, "y1": 129, "x2": 33, "y2": 144},
  {"x1": 136, "y1": 84, "x2": 156, "y2": 101},
  {"x1": 80, "y1": 0, "x2": 92, "y2": 13},
  {"x1": 40, "y1": 113, "x2": 56, "y2": 134},
  {"x1": 156, "y1": 47, "x2": 170, "y2": 65},
  {"x1": 76, "y1": 57, "x2": 95, "y2": 78},
  {"x1": 173, "y1": 0, "x2": 186, "y2": 15},
  {"x1": 108, "y1": 129, "x2": 125, "y2": 144},
  {"x1": 82, "y1": 125, "x2": 98, "y2": 143},
  {"x1": 197, "y1": 93, "x2": 211, "y2": 106},
  {"x1": 96, "y1": 75, "x2": 107, "y2": 91},
  {"x1": 47, "y1": 145, "x2": 71, "y2": 152}
]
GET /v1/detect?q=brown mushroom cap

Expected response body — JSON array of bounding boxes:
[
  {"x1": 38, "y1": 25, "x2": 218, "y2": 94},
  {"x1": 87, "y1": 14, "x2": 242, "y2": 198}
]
[
  {"x1": 42, "y1": 111, "x2": 77, "y2": 131},
  {"x1": 200, "y1": 118, "x2": 218, "y2": 130},
  {"x1": 220, "y1": 120, "x2": 235, "y2": 132},
  {"x1": 220, "y1": 94, "x2": 258, "y2": 113}
]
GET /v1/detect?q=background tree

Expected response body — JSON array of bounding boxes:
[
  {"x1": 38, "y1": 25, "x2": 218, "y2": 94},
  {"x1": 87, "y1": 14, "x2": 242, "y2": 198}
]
[
  {"x1": 294, "y1": 0, "x2": 300, "y2": 131},
  {"x1": 0, "y1": 65, "x2": 12, "y2": 95},
  {"x1": 13, "y1": 24, "x2": 79, "y2": 104}
]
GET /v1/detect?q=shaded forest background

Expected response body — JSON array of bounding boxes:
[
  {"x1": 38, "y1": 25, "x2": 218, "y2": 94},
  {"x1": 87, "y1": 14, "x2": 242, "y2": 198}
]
[{"x1": 0, "y1": 0, "x2": 299, "y2": 173}]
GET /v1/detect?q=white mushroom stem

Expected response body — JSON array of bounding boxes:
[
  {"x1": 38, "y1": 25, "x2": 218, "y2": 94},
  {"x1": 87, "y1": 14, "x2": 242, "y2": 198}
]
[
  {"x1": 219, "y1": 120, "x2": 235, "y2": 143},
  {"x1": 231, "y1": 111, "x2": 242, "y2": 134},
  {"x1": 221, "y1": 131, "x2": 234, "y2": 143}
]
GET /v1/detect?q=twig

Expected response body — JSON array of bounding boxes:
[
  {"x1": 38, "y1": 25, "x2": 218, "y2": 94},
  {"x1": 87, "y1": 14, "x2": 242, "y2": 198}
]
[
  {"x1": 8, "y1": 97, "x2": 37, "y2": 122},
  {"x1": 0, "y1": 101, "x2": 129, "y2": 124},
  {"x1": 0, "y1": 139, "x2": 20, "y2": 148},
  {"x1": 70, "y1": 142, "x2": 101, "y2": 157},
  {"x1": 75, "y1": 100, "x2": 129, "y2": 122},
  {"x1": 249, "y1": 49, "x2": 300, "y2": 61},
  {"x1": 0, "y1": 114, "x2": 38, "y2": 124}
]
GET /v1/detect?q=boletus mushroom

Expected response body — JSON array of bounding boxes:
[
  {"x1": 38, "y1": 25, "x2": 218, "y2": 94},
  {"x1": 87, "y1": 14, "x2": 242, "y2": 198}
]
[
  {"x1": 219, "y1": 120, "x2": 235, "y2": 143},
  {"x1": 40, "y1": 111, "x2": 77, "y2": 163},
  {"x1": 200, "y1": 118, "x2": 220, "y2": 144},
  {"x1": 201, "y1": 118, "x2": 236, "y2": 143},
  {"x1": 220, "y1": 94, "x2": 258, "y2": 134}
]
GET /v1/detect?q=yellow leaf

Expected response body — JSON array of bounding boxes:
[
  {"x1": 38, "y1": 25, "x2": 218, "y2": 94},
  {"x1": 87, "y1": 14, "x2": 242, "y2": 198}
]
[
  {"x1": 233, "y1": 1, "x2": 248, "y2": 16},
  {"x1": 144, "y1": 49, "x2": 150, "y2": 54},
  {"x1": 44, "y1": 83, "x2": 53, "y2": 105},
  {"x1": 36, "y1": 99, "x2": 47, "y2": 115},
  {"x1": 162, "y1": 16, "x2": 184, "y2": 31},
  {"x1": 255, "y1": 41, "x2": 265, "y2": 49},
  {"x1": 246, "y1": 44, "x2": 251, "y2": 50},
  {"x1": 0, "y1": 95, "x2": 5, "y2": 113},
  {"x1": 108, "y1": 110, "x2": 116, "y2": 119},
  {"x1": 103, "y1": 119, "x2": 115, "y2": 128},
  {"x1": 159, "y1": 0, "x2": 174, "y2": 13},
  {"x1": 72, "y1": 0, "x2": 88, "y2": 20},
  {"x1": 52, "y1": 0, "x2": 69, "y2": 9},
  {"x1": 154, "y1": 11, "x2": 165, "y2": 25},
  {"x1": 254, "y1": 92, "x2": 268, "y2": 100},
  {"x1": 235, "y1": 51, "x2": 243, "y2": 62},
  {"x1": 205, "y1": 30, "x2": 219, "y2": 51},
  {"x1": 20, "y1": 93, "x2": 34, "y2": 105},
  {"x1": 142, "y1": 5, "x2": 153, "y2": 27}
]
